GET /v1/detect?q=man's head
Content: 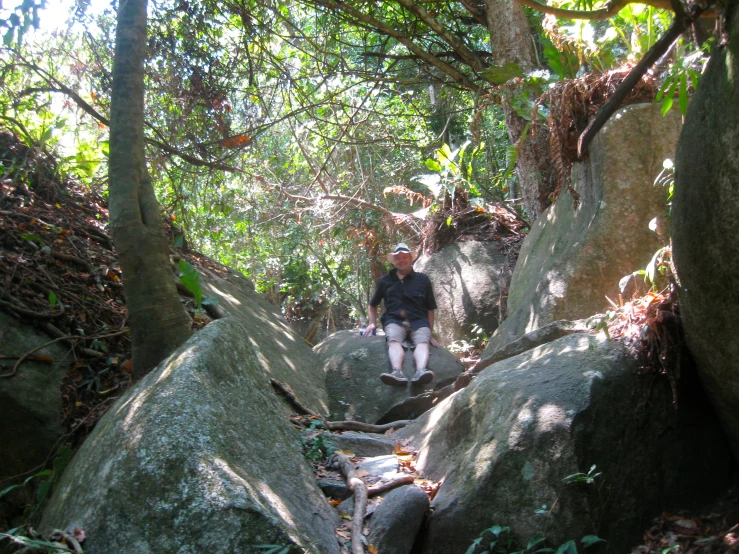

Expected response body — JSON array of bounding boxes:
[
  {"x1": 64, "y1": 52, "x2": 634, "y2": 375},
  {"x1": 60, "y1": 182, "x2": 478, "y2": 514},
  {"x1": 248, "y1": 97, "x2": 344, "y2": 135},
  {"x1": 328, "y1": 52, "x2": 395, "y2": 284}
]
[{"x1": 386, "y1": 243, "x2": 417, "y2": 271}]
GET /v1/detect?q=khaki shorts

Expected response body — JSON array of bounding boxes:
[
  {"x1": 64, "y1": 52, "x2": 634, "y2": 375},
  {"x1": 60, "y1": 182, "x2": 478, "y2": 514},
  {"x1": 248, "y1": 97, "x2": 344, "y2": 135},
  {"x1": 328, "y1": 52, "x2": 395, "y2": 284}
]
[{"x1": 385, "y1": 322, "x2": 432, "y2": 347}]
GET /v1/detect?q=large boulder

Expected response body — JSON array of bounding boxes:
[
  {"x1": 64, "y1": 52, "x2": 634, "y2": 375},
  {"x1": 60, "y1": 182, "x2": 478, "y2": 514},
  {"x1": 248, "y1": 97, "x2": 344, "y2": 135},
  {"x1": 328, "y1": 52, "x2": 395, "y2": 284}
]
[
  {"x1": 0, "y1": 313, "x2": 73, "y2": 527},
  {"x1": 394, "y1": 333, "x2": 731, "y2": 554},
  {"x1": 672, "y1": 4, "x2": 739, "y2": 460},
  {"x1": 414, "y1": 240, "x2": 511, "y2": 346},
  {"x1": 485, "y1": 104, "x2": 682, "y2": 355},
  {"x1": 197, "y1": 263, "x2": 330, "y2": 415},
  {"x1": 314, "y1": 330, "x2": 464, "y2": 423},
  {"x1": 40, "y1": 318, "x2": 340, "y2": 554},
  {"x1": 367, "y1": 485, "x2": 429, "y2": 554}
]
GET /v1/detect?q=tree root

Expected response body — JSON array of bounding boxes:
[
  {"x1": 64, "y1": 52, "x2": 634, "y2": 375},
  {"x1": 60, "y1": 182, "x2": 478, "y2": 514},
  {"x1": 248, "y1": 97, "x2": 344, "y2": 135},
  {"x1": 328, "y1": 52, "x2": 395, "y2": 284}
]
[
  {"x1": 0, "y1": 325, "x2": 128, "y2": 378},
  {"x1": 330, "y1": 452, "x2": 369, "y2": 554},
  {"x1": 367, "y1": 475, "x2": 415, "y2": 496},
  {"x1": 51, "y1": 251, "x2": 93, "y2": 272},
  {"x1": 270, "y1": 378, "x2": 318, "y2": 416},
  {"x1": 0, "y1": 292, "x2": 65, "y2": 320},
  {"x1": 291, "y1": 415, "x2": 412, "y2": 433}
]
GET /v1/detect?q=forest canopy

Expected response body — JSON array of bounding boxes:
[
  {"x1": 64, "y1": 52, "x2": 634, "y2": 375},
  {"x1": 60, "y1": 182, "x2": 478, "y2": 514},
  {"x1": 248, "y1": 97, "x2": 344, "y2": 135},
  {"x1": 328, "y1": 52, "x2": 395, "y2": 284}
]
[{"x1": 0, "y1": 0, "x2": 713, "y2": 338}]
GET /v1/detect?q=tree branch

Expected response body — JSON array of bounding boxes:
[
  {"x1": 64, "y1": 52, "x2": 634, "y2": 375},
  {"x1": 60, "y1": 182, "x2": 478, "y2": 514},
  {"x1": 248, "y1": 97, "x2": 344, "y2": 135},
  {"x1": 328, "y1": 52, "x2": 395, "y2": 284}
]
[
  {"x1": 577, "y1": 2, "x2": 707, "y2": 157},
  {"x1": 514, "y1": 0, "x2": 714, "y2": 20},
  {"x1": 12, "y1": 60, "x2": 245, "y2": 173},
  {"x1": 330, "y1": 452, "x2": 368, "y2": 554},
  {"x1": 305, "y1": 0, "x2": 481, "y2": 91},
  {"x1": 394, "y1": 0, "x2": 484, "y2": 70}
]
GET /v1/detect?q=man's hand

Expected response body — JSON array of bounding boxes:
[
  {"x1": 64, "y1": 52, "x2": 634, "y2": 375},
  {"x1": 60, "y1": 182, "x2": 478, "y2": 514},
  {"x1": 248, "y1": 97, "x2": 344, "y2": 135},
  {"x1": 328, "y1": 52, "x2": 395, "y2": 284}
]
[
  {"x1": 430, "y1": 337, "x2": 441, "y2": 348},
  {"x1": 362, "y1": 323, "x2": 377, "y2": 338}
]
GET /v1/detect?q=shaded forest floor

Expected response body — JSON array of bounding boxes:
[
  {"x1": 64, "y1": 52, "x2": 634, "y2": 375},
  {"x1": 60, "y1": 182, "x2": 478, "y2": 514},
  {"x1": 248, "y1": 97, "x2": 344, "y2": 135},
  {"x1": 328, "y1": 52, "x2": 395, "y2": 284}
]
[{"x1": 1, "y1": 128, "x2": 738, "y2": 552}]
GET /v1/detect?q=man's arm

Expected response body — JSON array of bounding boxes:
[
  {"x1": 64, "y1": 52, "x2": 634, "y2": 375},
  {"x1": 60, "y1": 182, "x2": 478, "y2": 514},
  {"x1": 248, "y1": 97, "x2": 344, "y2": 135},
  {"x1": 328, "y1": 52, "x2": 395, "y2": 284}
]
[
  {"x1": 364, "y1": 305, "x2": 379, "y2": 337},
  {"x1": 427, "y1": 309, "x2": 440, "y2": 347}
]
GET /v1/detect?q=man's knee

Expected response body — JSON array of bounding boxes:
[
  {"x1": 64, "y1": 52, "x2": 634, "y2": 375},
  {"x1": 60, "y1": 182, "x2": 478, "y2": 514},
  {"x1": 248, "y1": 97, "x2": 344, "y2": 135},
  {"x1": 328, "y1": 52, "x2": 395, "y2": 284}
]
[
  {"x1": 412, "y1": 327, "x2": 432, "y2": 345},
  {"x1": 385, "y1": 323, "x2": 408, "y2": 344}
]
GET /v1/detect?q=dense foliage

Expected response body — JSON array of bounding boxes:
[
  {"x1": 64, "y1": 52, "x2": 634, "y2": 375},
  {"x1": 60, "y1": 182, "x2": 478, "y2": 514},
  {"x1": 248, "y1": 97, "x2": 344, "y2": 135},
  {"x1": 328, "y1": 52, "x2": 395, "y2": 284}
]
[{"x1": 0, "y1": 0, "x2": 710, "y2": 333}]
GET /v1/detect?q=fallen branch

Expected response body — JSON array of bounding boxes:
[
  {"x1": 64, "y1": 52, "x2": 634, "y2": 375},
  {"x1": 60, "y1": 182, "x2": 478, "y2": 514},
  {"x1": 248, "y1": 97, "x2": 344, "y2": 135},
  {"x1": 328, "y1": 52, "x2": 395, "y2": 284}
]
[
  {"x1": 290, "y1": 414, "x2": 412, "y2": 433},
  {"x1": 367, "y1": 475, "x2": 415, "y2": 497},
  {"x1": 51, "y1": 252, "x2": 94, "y2": 272},
  {"x1": 330, "y1": 452, "x2": 368, "y2": 554},
  {"x1": 39, "y1": 323, "x2": 107, "y2": 360},
  {"x1": 0, "y1": 328, "x2": 129, "y2": 378},
  {"x1": 323, "y1": 419, "x2": 412, "y2": 432},
  {"x1": 1, "y1": 336, "x2": 70, "y2": 378},
  {"x1": 0, "y1": 294, "x2": 65, "y2": 320}
]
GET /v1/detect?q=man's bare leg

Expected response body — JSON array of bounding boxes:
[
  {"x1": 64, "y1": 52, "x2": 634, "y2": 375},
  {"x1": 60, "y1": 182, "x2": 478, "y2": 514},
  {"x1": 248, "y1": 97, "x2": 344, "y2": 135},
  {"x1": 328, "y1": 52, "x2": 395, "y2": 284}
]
[
  {"x1": 412, "y1": 341, "x2": 434, "y2": 384},
  {"x1": 380, "y1": 340, "x2": 408, "y2": 385},
  {"x1": 413, "y1": 341, "x2": 429, "y2": 370},
  {"x1": 388, "y1": 340, "x2": 406, "y2": 370}
]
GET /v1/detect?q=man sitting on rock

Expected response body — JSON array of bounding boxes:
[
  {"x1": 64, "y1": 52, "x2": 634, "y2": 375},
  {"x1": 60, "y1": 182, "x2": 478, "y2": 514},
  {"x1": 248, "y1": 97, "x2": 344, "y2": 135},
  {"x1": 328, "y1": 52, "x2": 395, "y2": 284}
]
[{"x1": 362, "y1": 242, "x2": 439, "y2": 385}]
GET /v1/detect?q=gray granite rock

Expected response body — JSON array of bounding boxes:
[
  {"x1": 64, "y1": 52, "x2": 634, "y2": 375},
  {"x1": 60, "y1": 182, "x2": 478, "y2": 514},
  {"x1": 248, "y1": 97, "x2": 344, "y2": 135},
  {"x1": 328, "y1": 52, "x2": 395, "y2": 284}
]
[
  {"x1": 40, "y1": 318, "x2": 340, "y2": 554},
  {"x1": 414, "y1": 240, "x2": 511, "y2": 346},
  {"x1": 367, "y1": 485, "x2": 430, "y2": 554},
  {"x1": 315, "y1": 330, "x2": 463, "y2": 423},
  {"x1": 672, "y1": 2, "x2": 739, "y2": 460},
  {"x1": 485, "y1": 103, "x2": 682, "y2": 356},
  {"x1": 394, "y1": 333, "x2": 731, "y2": 554}
]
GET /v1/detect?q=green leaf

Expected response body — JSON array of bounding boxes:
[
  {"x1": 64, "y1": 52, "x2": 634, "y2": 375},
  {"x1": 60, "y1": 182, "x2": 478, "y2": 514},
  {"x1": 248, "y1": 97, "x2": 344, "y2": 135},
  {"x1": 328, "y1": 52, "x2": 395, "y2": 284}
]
[
  {"x1": 660, "y1": 94, "x2": 674, "y2": 116},
  {"x1": 555, "y1": 540, "x2": 577, "y2": 554},
  {"x1": 172, "y1": 234, "x2": 185, "y2": 248},
  {"x1": 466, "y1": 537, "x2": 483, "y2": 554},
  {"x1": 527, "y1": 537, "x2": 547, "y2": 550},
  {"x1": 48, "y1": 291, "x2": 57, "y2": 309},
  {"x1": 178, "y1": 259, "x2": 203, "y2": 307},
  {"x1": 36, "y1": 479, "x2": 51, "y2": 506},
  {"x1": 580, "y1": 535, "x2": 605, "y2": 547},
  {"x1": 21, "y1": 233, "x2": 45, "y2": 244},
  {"x1": 660, "y1": 80, "x2": 677, "y2": 116},
  {"x1": 0, "y1": 483, "x2": 25, "y2": 499},
  {"x1": 481, "y1": 62, "x2": 524, "y2": 85}
]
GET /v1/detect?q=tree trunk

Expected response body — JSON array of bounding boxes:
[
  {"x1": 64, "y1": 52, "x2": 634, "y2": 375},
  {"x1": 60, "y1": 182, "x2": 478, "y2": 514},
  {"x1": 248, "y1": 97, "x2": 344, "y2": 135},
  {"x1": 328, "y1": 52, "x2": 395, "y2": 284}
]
[
  {"x1": 109, "y1": 0, "x2": 192, "y2": 378},
  {"x1": 484, "y1": 0, "x2": 556, "y2": 220}
]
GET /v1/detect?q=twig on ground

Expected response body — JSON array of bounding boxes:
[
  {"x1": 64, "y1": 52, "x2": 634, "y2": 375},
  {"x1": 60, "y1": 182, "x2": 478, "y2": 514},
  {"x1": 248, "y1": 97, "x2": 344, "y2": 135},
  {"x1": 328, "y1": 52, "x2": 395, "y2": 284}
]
[
  {"x1": 290, "y1": 415, "x2": 412, "y2": 433},
  {"x1": 324, "y1": 419, "x2": 412, "y2": 432},
  {"x1": 0, "y1": 328, "x2": 129, "y2": 378},
  {"x1": 330, "y1": 452, "x2": 368, "y2": 554},
  {"x1": 367, "y1": 475, "x2": 416, "y2": 496},
  {"x1": 0, "y1": 293, "x2": 65, "y2": 320},
  {"x1": 51, "y1": 252, "x2": 93, "y2": 272}
]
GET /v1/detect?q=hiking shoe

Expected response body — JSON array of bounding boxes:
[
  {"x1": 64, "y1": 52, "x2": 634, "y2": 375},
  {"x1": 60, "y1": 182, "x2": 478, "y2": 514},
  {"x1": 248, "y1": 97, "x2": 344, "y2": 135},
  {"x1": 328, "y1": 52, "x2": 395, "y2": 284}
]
[
  {"x1": 411, "y1": 369, "x2": 434, "y2": 385},
  {"x1": 380, "y1": 369, "x2": 407, "y2": 386}
]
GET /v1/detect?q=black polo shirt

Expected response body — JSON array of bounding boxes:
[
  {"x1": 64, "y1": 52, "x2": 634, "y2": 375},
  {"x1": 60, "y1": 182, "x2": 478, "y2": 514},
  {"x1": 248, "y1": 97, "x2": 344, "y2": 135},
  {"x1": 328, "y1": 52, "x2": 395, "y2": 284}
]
[{"x1": 369, "y1": 268, "x2": 437, "y2": 329}]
